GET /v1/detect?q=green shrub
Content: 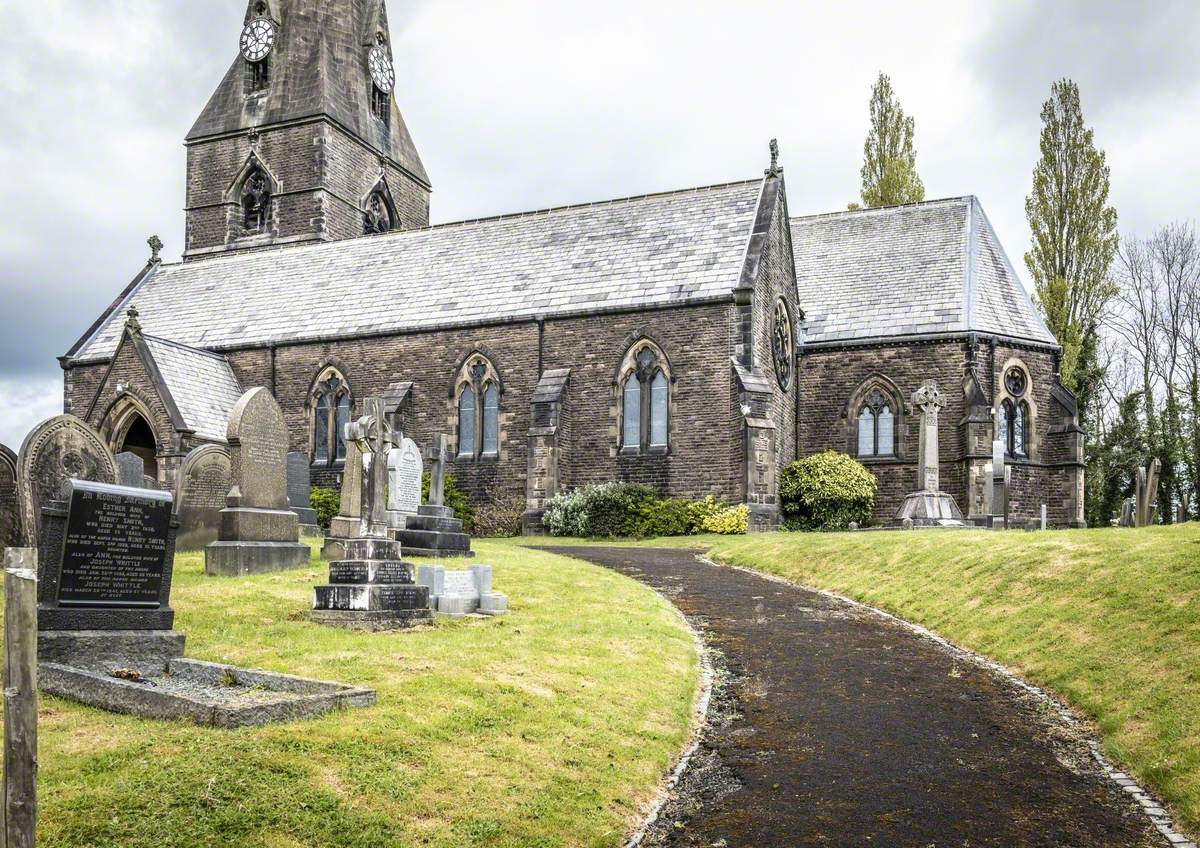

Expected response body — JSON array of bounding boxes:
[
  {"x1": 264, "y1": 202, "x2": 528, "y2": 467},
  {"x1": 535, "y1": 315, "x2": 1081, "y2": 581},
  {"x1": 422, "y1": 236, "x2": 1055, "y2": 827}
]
[
  {"x1": 422, "y1": 472, "x2": 476, "y2": 534},
  {"x1": 545, "y1": 486, "x2": 747, "y2": 538},
  {"x1": 631, "y1": 497, "x2": 695, "y2": 538},
  {"x1": 310, "y1": 486, "x2": 339, "y2": 531},
  {"x1": 699, "y1": 503, "x2": 749, "y2": 535},
  {"x1": 474, "y1": 488, "x2": 527, "y2": 538},
  {"x1": 780, "y1": 450, "x2": 876, "y2": 530}
]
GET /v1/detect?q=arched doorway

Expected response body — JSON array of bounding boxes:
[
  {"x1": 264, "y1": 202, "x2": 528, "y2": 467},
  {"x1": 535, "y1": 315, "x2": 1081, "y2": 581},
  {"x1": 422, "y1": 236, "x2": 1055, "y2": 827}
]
[{"x1": 117, "y1": 412, "x2": 159, "y2": 482}]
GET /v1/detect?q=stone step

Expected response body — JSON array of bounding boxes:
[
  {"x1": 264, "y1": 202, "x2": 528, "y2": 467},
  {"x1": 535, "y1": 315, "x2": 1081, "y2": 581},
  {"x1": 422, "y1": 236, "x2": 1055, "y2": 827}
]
[
  {"x1": 399, "y1": 515, "x2": 465, "y2": 533},
  {"x1": 342, "y1": 536, "x2": 404, "y2": 561},
  {"x1": 313, "y1": 584, "x2": 430, "y2": 612},
  {"x1": 418, "y1": 504, "x2": 455, "y2": 519},
  {"x1": 402, "y1": 546, "x2": 475, "y2": 559},
  {"x1": 392, "y1": 529, "x2": 471, "y2": 551},
  {"x1": 310, "y1": 608, "x2": 432, "y2": 632},
  {"x1": 327, "y1": 560, "x2": 416, "y2": 585}
]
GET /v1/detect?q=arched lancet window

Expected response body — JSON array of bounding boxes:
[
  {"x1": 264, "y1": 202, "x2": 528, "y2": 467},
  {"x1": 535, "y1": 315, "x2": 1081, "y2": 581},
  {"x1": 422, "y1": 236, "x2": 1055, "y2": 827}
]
[
  {"x1": 456, "y1": 354, "x2": 501, "y2": 459},
  {"x1": 310, "y1": 370, "x2": 351, "y2": 465},
  {"x1": 999, "y1": 366, "x2": 1032, "y2": 459},
  {"x1": 241, "y1": 166, "x2": 271, "y2": 234},
  {"x1": 618, "y1": 342, "x2": 671, "y2": 454},
  {"x1": 363, "y1": 188, "x2": 395, "y2": 235},
  {"x1": 855, "y1": 388, "x2": 895, "y2": 458}
]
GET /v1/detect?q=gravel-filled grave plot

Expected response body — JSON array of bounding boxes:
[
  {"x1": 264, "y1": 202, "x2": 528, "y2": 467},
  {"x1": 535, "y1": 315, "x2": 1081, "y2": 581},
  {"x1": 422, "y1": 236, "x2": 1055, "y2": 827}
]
[{"x1": 40, "y1": 657, "x2": 375, "y2": 728}]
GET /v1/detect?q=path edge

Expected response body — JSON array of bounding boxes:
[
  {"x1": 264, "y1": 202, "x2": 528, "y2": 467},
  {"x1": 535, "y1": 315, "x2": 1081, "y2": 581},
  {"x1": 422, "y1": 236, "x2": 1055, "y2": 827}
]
[
  {"x1": 622, "y1": 571, "x2": 716, "y2": 848},
  {"x1": 701, "y1": 555, "x2": 1196, "y2": 848}
]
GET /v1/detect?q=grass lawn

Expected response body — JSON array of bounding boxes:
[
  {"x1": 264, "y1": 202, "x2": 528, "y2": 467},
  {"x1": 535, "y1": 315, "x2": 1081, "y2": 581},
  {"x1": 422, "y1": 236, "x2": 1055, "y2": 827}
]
[
  {"x1": 524, "y1": 526, "x2": 1200, "y2": 835},
  {"x1": 28, "y1": 540, "x2": 699, "y2": 848}
]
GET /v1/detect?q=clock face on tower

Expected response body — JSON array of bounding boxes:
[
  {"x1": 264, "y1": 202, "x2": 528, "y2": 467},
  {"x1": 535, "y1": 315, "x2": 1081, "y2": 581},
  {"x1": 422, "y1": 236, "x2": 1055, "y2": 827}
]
[
  {"x1": 368, "y1": 46, "x2": 396, "y2": 93},
  {"x1": 240, "y1": 18, "x2": 277, "y2": 62}
]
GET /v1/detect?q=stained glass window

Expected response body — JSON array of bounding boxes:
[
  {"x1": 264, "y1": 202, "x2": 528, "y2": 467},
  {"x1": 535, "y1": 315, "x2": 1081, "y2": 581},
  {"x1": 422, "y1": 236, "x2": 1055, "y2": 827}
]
[
  {"x1": 650, "y1": 372, "x2": 669, "y2": 447},
  {"x1": 482, "y1": 384, "x2": 500, "y2": 454},
  {"x1": 458, "y1": 387, "x2": 476, "y2": 457},
  {"x1": 623, "y1": 375, "x2": 641, "y2": 448}
]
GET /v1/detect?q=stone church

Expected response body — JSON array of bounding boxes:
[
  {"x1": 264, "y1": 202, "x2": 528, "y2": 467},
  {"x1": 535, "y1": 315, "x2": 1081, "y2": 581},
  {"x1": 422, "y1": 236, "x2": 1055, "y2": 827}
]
[{"x1": 56, "y1": 0, "x2": 1085, "y2": 531}]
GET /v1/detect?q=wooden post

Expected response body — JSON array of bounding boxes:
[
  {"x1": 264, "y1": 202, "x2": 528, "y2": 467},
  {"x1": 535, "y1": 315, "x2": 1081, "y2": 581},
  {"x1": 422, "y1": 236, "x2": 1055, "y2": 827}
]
[{"x1": 3, "y1": 548, "x2": 37, "y2": 848}]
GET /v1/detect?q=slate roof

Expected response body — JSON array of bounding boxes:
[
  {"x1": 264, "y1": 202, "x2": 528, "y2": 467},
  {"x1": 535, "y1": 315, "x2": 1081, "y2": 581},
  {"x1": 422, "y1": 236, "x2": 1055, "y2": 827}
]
[
  {"x1": 790, "y1": 197, "x2": 1057, "y2": 347},
  {"x1": 142, "y1": 336, "x2": 243, "y2": 441},
  {"x1": 71, "y1": 179, "x2": 766, "y2": 363},
  {"x1": 189, "y1": 0, "x2": 428, "y2": 186}
]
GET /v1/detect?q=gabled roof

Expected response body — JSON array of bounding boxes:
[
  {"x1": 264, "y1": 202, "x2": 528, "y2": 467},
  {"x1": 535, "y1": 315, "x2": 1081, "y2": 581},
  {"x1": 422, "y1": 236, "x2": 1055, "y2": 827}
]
[
  {"x1": 188, "y1": 0, "x2": 428, "y2": 186},
  {"x1": 69, "y1": 178, "x2": 767, "y2": 363},
  {"x1": 790, "y1": 197, "x2": 1056, "y2": 347},
  {"x1": 140, "y1": 336, "x2": 243, "y2": 442}
]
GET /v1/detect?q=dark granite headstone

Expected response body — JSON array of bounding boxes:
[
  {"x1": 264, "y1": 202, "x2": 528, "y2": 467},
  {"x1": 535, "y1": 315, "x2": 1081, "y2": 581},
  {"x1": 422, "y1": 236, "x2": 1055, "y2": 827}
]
[
  {"x1": 287, "y1": 451, "x2": 319, "y2": 531},
  {"x1": 0, "y1": 443, "x2": 19, "y2": 548},
  {"x1": 116, "y1": 452, "x2": 145, "y2": 488},
  {"x1": 37, "y1": 479, "x2": 177, "y2": 632},
  {"x1": 175, "y1": 444, "x2": 231, "y2": 550},
  {"x1": 17, "y1": 414, "x2": 117, "y2": 547}
]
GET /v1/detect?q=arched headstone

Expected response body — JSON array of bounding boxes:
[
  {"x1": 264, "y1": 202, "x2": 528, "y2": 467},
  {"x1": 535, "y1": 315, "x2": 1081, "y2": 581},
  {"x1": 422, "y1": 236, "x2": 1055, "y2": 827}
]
[
  {"x1": 16, "y1": 415, "x2": 116, "y2": 547},
  {"x1": 0, "y1": 443, "x2": 20, "y2": 548},
  {"x1": 175, "y1": 444, "x2": 232, "y2": 550}
]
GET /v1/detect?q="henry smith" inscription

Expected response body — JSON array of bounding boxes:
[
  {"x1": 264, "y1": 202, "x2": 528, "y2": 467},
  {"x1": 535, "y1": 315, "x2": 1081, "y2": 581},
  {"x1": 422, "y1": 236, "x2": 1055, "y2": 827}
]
[{"x1": 57, "y1": 480, "x2": 172, "y2": 608}]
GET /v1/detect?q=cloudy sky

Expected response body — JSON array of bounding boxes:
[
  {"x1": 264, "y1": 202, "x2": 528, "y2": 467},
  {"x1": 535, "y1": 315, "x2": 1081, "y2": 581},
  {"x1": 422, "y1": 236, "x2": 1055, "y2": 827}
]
[{"x1": 0, "y1": 0, "x2": 1197, "y2": 448}]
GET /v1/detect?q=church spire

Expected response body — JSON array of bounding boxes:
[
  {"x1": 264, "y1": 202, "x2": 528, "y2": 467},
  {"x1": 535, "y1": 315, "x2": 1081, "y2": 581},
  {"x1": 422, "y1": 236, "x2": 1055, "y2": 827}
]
[{"x1": 183, "y1": 0, "x2": 430, "y2": 259}]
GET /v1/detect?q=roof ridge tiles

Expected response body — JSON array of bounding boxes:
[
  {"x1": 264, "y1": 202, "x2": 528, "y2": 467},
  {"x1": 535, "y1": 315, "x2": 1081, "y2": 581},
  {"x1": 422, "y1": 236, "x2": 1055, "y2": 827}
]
[{"x1": 788, "y1": 195, "x2": 973, "y2": 222}]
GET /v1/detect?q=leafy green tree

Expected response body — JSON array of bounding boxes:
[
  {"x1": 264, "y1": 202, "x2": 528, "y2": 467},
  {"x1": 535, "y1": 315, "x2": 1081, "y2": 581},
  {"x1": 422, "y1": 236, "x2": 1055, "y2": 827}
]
[
  {"x1": 1025, "y1": 78, "x2": 1119, "y2": 405},
  {"x1": 1087, "y1": 393, "x2": 1146, "y2": 525},
  {"x1": 855, "y1": 73, "x2": 925, "y2": 209}
]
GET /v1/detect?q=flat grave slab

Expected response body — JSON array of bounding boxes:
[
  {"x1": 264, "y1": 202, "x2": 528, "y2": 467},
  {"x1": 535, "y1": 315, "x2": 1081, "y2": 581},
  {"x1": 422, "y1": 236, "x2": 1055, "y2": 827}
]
[{"x1": 40, "y1": 657, "x2": 375, "y2": 728}]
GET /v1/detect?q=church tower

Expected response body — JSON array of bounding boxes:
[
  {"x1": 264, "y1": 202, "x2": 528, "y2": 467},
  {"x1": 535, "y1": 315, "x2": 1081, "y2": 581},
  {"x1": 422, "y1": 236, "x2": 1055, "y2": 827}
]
[{"x1": 182, "y1": 0, "x2": 430, "y2": 260}]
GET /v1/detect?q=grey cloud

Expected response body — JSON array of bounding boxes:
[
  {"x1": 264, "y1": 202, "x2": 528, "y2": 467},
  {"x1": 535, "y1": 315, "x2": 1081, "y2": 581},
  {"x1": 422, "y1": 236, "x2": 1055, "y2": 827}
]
[{"x1": 970, "y1": 0, "x2": 1200, "y2": 122}]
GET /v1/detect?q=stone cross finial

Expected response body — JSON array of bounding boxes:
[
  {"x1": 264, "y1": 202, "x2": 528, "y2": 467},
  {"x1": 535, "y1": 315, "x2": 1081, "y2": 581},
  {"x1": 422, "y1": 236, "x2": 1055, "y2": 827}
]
[
  {"x1": 912, "y1": 382, "x2": 944, "y2": 493},
  {"x1": 768, "y1": 138, "x2": 780, "y2": 175},
  {"x1": 147, "y1": 235, "x2": 163, "y2": 264}
]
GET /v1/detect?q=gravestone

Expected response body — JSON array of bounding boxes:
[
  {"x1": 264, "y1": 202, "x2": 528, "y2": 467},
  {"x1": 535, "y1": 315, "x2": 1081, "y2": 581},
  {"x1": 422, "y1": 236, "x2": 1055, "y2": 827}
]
[
  {"x1": 0, "y1": 443, "x2": 20, "y2": 549},
  {"x1": 417, "y1": 564, "x2": 507, "y2": 617},
  {"x1": 174, "y1": 444, "x2": 231, "y2": 550},
  {"x1": 35, "y1": 479, "x2": 185, "y2": 675},
  {"x1": 1134, "y1": 458, "x2": 1161, "y2": 528},
  {"x1": 205, "y1": 388, "x2": 308, "y2": 576},
  {"x1": 991, "y1": 440, "x2": 1008, "y2": 529},
  {"x1": 116, "y1": 452, "x2": 145, "y2": 488},
  {"x1": 386, "y1": 436, "x2": 422, "y2": 528},
  {"x1": 312, "y1": 399, "x2": 431, "y2": 630},
  {"x1": 287, "y1": 451, "x2": 320, "y2": 536},
  {"x1": 389, "y1": 434, "x2": 474, "y2": 557},
  {"x1": 893, "y1": 383, "x2": 963, "y2": 527},
  {"x1": 322, "y1": 427, "x2": 363, "y2": 561},
  {"x1": 17, "y1": 414, "x2": 117, "y2": 548},
  {"x1": 1118, "y1": 497, "x2": 1135, "y2": 528}
]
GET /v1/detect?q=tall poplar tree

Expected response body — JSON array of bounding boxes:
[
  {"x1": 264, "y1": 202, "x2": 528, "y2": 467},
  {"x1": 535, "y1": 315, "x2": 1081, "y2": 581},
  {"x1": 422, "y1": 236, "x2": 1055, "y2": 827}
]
[
  {"x1": 856, "y1": 73, "x2": 925, "y2": 208},
  {"x1": 1025, "y1": 79, "x2": 1119, "y2": 411}
]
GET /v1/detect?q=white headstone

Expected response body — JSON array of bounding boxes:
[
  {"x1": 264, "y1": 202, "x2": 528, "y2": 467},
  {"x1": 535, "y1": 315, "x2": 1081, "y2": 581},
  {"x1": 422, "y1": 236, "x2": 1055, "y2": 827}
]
[{"x1": 387, "y1": 437, "x2": 422, "y2": 515}]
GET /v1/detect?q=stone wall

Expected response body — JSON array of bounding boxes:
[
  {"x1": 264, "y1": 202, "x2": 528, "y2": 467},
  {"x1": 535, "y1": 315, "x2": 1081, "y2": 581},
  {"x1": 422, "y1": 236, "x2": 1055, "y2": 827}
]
[
  {"x1": 797, "y1": 338, "x2": 1078, "y2": 526},
  {"x1": 184, "y1": 118, "x2": 429, "y2": 258}
]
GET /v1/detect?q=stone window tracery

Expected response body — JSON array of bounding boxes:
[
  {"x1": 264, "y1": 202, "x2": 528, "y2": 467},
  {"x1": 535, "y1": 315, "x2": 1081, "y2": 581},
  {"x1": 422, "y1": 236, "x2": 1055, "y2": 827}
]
[
  {"x1": 772, "y1": 299, "x2": 794, "y2": 390},
  {"x1": 998, "y1": 366, "x2": 1031, "y2": 459},
  {"x1": 456, "y1": 355, "x2": 501, "y2": 459},
  {"x1": 363, "y1": 188, "x2": 394, "y2": 235},
  {"x1": 310, "y1": 370, "x2": 351, "y2": 464},
  {"x1": 856, "y1": 388, "x2": 895, "y2": 457},
  {"x1": 618, "y1": 341, "x2": 671, "y2": 454}
]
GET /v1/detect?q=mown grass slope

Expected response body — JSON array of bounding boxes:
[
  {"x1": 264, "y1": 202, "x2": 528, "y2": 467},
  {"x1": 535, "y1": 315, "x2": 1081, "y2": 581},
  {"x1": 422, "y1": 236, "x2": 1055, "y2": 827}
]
[{"x1": 28, "y1": 540, "x2": 699, "y2": 848}]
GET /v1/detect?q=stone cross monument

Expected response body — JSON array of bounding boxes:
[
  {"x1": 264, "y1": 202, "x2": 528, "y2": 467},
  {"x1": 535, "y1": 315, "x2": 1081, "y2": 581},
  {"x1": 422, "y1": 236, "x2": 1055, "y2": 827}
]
[
  {"x1": 893, "y1": 381, "x2": 963, "y2": 527},
  {"x1": 426, "y1": 434, "x2": 449, "y2": 508},
  {"x1": 913, "y1": 383, "x2": 944, "y2": 493},
  {"x1": 344, "y1": 397, "x2": 392, "y2": 539}
]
